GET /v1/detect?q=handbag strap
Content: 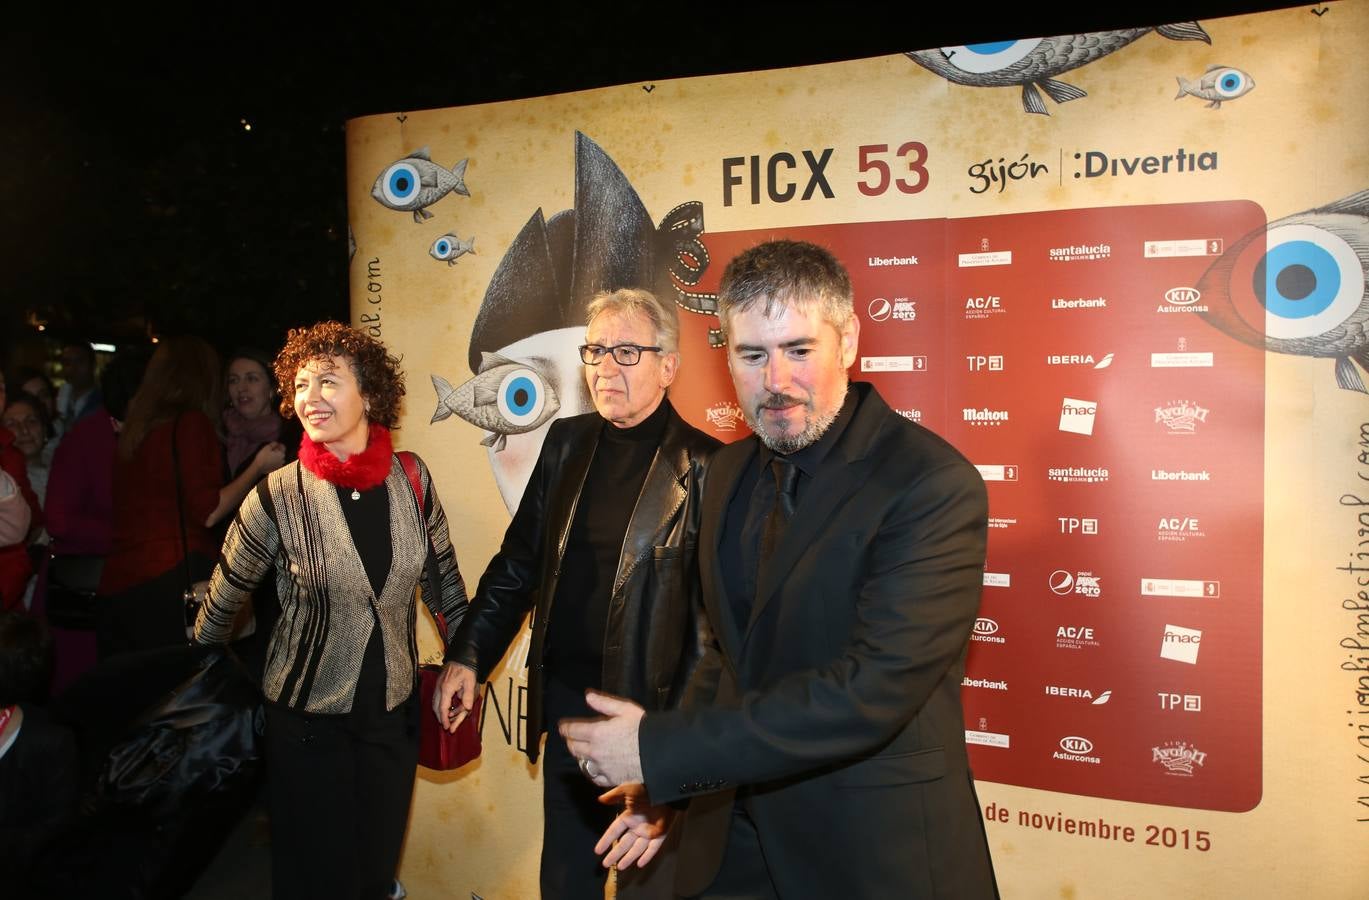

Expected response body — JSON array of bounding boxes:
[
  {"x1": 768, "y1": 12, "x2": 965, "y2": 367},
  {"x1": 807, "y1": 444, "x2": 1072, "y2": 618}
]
[
  {"x1": 399, "y1": 451, "x2": 446, "y2": 648},
  {"x1": 170, "y1": 412, "x2": 193, "y2": 594}
]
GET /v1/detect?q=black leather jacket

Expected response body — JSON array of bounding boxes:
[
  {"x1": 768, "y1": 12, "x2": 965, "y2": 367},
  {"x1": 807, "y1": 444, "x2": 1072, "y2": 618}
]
[{"x1": 448, "y1": 401, "x2": 720, "y2": 762}]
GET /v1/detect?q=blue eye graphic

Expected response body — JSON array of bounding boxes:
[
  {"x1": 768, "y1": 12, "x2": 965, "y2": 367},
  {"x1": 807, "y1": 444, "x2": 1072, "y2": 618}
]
[
  {"x1": 434, "y1": 238, "x2": 452, "y2": 257},
  {"x1": 497, "y1": 368, "x2": 546, "y2": 426},
  {"x1": 1216, "y1": 70, "x2": 1246, "y2": 97},
  {"x1": 381, "y1": 162, "x2": 421, "y2": 206},
  {"x1": 1195, "y1": 192, "x2": 1369, "y2": 392},
  {"x1": 1251, "y1": 223, "x2": 1362, "y2": 340},
  {"x1": 938, "y1": 39, "x2": 1043, "y2": 74}
]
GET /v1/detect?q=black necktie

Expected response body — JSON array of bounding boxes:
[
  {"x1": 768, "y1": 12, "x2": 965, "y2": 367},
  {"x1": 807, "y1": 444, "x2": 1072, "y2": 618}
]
[{"x1": 759, "y1": 457, "x2": 799, "y2": 566}]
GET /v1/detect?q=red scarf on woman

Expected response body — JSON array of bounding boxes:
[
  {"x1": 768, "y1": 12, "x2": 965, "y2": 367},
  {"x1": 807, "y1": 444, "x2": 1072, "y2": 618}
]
[{"x1": 297, "y1": 423, "x2": 393, "y2": 491}]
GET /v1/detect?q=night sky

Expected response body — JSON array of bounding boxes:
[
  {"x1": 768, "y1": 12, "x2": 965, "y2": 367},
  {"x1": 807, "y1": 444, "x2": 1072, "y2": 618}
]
[{"x1": 2, "y1": 4, "x2": 1300, "y2": 358}]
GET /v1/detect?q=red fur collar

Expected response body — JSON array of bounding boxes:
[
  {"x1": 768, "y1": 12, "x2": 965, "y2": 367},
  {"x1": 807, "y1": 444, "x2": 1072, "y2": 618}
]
[{"x1": 298, "y1": 422, "x2": 394, "y2": 490}]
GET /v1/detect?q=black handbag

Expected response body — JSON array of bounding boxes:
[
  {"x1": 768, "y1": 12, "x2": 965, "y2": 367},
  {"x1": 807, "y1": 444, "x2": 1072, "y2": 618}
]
[
  {"x1": 96, "y1": 647, "x2": 263, "y2": 815},
  {"x1": 44, "y1": 553, "x2": 105, "y2": 630}
]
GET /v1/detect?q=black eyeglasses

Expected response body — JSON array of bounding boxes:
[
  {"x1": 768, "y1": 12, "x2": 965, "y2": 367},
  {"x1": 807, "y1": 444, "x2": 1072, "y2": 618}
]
[{"x1": 578, "y1": 343, "x2": 663, "y2": 366}]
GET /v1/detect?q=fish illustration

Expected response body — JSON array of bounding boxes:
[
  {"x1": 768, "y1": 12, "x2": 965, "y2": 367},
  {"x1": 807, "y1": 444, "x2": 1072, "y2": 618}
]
[
  {"x1": 1195, "y1": 190, "x2": 1369, "y2": 392},
  {"x1": 430, "y1": 359, "x2": 561, "y2": 450},
  {"x1": 1176, "y1": 65, "x2": 1255, "y2": 108},
  {"x1": 371, "y1": 149, "x2": 469, "y2": 222},
  {"x1": 906, "y1": 22, "x2": 1211, "y2": 115},
  {"x1": 439, "y1": 132, "x2": 717, "y2": 515},
  {"x1": 429, "y1": 233, "x2": 476, "y2": 265}
]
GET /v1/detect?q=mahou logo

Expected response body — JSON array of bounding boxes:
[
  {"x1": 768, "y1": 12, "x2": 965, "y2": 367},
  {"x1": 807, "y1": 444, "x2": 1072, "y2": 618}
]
[
  {"x1": 964, "y1": 408, "x2": 1009, "y2": 427},
  {"x1": 1154, "y1": 400, "x2": 1210, "y2": 435}
]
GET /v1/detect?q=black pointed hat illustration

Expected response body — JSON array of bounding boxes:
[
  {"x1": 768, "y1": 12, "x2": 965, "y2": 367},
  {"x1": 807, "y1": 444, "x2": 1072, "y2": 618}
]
[{"x1": 468, "y1": 132, "x2": 713, "y2": 373}]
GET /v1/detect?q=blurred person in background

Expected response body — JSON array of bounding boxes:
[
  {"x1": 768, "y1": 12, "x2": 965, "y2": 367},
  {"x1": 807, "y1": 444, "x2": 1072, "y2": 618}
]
[
  {"x1": 0, "y1": 372, "x2": 43, "y2": 611},
  {"x1": 0, "y1": 611, "x2": 78, "y2": 894},
  {"x1": 3, "y1": 391, "x2": 56, "y2": 505},
  {"x1": 96, "y1": 336, "x2": 283, "y2": 658},
  {"x1": 56, "y1": 341, "x2": 101, "y2": 430},
  {"x1": 13, "y1": 369, "x2": 60, "y2": 439},
  {"x1": 42, "y1": 348, "x2": 149, "y2": 692},
  {"x1": 217, "y1": 348, "x2": 301, "y2": 676}
]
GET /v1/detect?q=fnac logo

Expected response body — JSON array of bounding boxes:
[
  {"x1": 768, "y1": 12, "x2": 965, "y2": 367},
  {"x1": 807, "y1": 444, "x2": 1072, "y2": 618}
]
[
  {"x1": 974, "y1": 617, "x2": 999, "y2": 636},
  {"x1": 1060, "y1": 736, "x2": 1094, "y2": 754},
  {"x1": 1164, "y1": 287, "x2": 1201, "y2": 306}
]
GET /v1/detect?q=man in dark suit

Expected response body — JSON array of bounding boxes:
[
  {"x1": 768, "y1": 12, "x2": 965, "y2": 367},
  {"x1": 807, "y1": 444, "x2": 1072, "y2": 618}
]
[
  {"x1": 563, "y1": 240, "x2": 998, "y2": 898},
  {"x1": 436, "y1": 287, "x2": 719, "y2": 898}
]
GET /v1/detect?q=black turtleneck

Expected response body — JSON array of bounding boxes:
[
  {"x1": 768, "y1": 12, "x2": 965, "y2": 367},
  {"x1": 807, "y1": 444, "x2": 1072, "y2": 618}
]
[{"x1": 545, "y1": 398, "x2": 670, "y2": 697}]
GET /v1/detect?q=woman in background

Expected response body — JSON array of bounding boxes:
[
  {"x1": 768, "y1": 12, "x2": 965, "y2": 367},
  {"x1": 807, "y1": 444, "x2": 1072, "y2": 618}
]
[
  {"x1": 195, "y1": 322, "x2": 468, "y2": 900},
  {"x1": 222, "y1": 348, "x2": 301, "y2": 481},
  {"x1": 2, "y1": 392, "x2": 55, "y2": 506},
  {"x1": 97, "y1": 337, "x2": 283, "y2": 657}
]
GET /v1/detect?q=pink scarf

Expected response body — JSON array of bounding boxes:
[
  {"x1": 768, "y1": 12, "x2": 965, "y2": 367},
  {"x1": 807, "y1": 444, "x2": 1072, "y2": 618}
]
[{"x1": 223, "y1": 408, "x2": 283, "y2": 474}]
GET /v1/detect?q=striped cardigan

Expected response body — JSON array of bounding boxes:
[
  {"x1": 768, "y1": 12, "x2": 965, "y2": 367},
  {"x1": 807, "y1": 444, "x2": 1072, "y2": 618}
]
[{"x1": 195, "y1": 454, "x2": 468, "y2": 713}]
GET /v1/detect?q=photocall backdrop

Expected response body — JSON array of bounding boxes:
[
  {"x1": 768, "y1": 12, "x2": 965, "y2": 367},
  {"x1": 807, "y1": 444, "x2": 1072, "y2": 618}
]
[{"x1": 345, "y1": 5, "x2": 1369, "y2": 896}]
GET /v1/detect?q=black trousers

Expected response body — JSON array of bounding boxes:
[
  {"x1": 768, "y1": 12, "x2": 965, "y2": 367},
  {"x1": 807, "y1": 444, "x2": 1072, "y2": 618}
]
[
  {"x1": 685, "y1": 801, "x2": 779, "y2": 900},
  {"x1": 263, "y1": 642, "x2": 418, "y2": 900},
  {"x1": 541, "y1": 677, "x2": 617, "y2": 899}
]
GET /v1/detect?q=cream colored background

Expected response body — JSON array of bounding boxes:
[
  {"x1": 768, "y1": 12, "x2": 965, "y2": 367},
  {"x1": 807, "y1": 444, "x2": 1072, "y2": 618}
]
[{"x1": 347, "y1": 5, "x2": 1369, "y2": 896}]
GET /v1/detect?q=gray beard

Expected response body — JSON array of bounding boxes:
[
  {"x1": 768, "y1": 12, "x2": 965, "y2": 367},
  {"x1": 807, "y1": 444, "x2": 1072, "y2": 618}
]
[{"x1": 744, "y1": 395, "x2": 841, "y2": 455}]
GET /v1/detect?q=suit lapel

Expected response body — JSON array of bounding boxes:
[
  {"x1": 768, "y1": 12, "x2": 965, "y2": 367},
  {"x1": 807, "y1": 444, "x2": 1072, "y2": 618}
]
[
  {"x1": 700, "y1": 438, "x2": 753, "y2": 662},
  {"x1": 743, "y1": 388, "x2": 891, "y2": 651}
]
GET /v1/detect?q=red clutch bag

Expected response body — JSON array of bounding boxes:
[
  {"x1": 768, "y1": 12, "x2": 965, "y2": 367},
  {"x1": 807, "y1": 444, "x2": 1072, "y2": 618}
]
[
  {"x1": 400, "y1": 452, "x2": 483, "y2": 771},
  {"x1": 418, "y1": 663, "x2": 482, "y2": 771}
]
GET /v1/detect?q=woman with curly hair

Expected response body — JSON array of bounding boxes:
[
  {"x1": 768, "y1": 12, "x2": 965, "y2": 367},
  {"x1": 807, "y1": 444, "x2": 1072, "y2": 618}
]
[{"x1": 193, "y1": 321, "x2": 468, "y2": 900}]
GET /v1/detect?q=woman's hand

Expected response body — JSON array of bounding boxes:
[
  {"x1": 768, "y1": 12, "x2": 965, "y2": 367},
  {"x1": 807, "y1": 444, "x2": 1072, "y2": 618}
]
[{"x1": 252, "y1": 441, "x2": 287, "y2": 476}]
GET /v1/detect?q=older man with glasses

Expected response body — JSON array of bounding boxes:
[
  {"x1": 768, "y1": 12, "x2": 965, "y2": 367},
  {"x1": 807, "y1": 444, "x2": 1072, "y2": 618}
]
[{"x1": 436, "y1": 287, "x2": 720, "y2": 898}]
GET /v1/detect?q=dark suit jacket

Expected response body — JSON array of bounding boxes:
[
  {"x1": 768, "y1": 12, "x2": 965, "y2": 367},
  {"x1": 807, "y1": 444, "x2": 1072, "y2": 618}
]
[
  {"x1": 639, "y1": 383, "x2": 997, "y2": 899},
  {"x1": 450, "y1": 401, "x2": 720, "y2": 762}
]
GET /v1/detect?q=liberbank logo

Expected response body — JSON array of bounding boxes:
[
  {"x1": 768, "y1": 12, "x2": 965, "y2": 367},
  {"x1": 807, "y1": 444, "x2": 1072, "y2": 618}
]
[
  {"x1": 1152, "y1": 468, "x2": 1211, "y2": 482},
  {"x1": 1054, "y1": 736, "x2": 1101, "y2": 764},
  {"x1": 1051, "y1": 296, "x2": 1107, "y2": 310},
  {"x1": 963, "y1": 676, "x2": 1008, "y2": 691}
]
